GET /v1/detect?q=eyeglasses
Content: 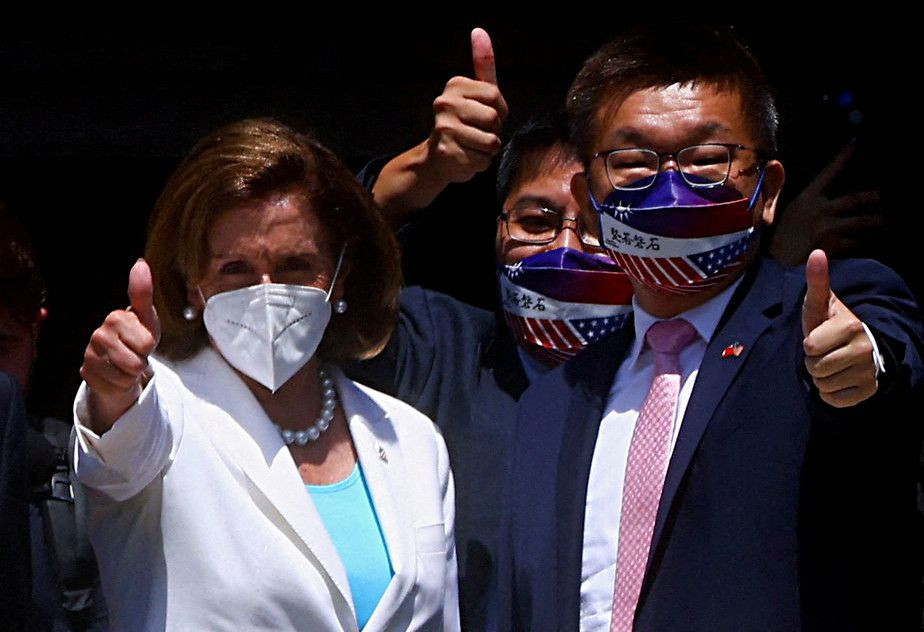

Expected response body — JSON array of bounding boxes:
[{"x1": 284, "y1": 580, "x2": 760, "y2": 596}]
[
  {"x1": 499, "y1": 205, "x2": 603, "y2": 250},
  {"x1": 593, "y1": 143, "x2": 763, "y2": 191}
]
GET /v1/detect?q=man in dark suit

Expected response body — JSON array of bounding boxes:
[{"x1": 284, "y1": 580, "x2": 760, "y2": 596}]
[
  {"x1": 352, "y1": 111, "x2": 634, "y2": 630},
  {"x1": 350, "y1": 30, "x2": 635, "y2": 631},
  {"x1": 1, "y1": 208, "x2": 108, "y2": 630},
  {"x1": 1, "y1": 372, "x2": 30, "y2": 630},
  {"x1": 494, "y1": 24, "x2": 924, "y2": 631}
]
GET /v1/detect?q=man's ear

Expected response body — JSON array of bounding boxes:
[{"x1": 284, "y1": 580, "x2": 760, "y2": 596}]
[
  {"x1": 31, "y1": 307, "x2": 48, "y2": 343},
  {"x1": 758, "y1": 159, "x2": 785, "y2": 226}
]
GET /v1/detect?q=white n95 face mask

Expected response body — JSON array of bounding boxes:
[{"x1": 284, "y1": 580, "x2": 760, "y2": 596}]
[
  {"x1": 203, "y1": 283, "x2": 332, "y2": 392},
  {"x1": 202, "y1": 246, "x2": 347, "y2": 392}
]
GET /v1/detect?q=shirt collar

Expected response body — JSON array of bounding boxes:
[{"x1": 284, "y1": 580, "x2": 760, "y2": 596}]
[{"x1": 626, "y1": 277, "x2": 744, "y2": 368}]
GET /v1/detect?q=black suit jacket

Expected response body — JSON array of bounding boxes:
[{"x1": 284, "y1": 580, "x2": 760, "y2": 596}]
[
  {"x1": 1, "y1": 373, "x2": 30, "y2": 630},
  {"x1": 495, "y1": 257, "x2": 924, "y2": 631}
]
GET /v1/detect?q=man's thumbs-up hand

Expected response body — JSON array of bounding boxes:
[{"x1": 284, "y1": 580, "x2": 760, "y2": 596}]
[
  {"x1": 471, "y1": 26, "x2": 498, "y2": 85},
  {"x1": 81, "y1": 259, "x2": 161, "y2": 433},
  {"x1": 426, "y1": 27, "x2": 509, "y2": 184},
  {"x1": 370, "y1": 28, "x2": 509, "y2": 220},
  {"x1": 802, "y1": 249, "x2": 879, "y2": 408}
]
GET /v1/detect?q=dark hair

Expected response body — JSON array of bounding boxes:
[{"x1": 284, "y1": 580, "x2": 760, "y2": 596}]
[
  {"x1": 496, "y1": 110, "x2": 580, "y2": 205},
  {"x1": 566, "y1": 24, "x2": 779, "y2": 163},
  {"x1": 146, "y1": 118, "x2": 402, "y2": 362},
  {"x1": 0, "y1": 207, "x2": 47, "y2": 325}
]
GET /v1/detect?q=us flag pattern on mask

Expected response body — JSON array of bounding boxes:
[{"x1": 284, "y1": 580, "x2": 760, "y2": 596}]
[
  {"x1": 499, "y1": 272, "x2": 632, "y2": 363},
  {"x1": 598, "y1": 198, "x2": 756, "y2": 296}
]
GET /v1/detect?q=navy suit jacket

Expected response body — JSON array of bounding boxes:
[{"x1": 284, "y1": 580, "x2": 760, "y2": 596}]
[{"x1": 495, "y1": 257, "x2": 924, "y2": 632}]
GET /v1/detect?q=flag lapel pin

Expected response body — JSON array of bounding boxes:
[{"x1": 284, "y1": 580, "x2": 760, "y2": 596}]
[{"x1": 721, "y1": 342, "x2": 745, "y2": 358}]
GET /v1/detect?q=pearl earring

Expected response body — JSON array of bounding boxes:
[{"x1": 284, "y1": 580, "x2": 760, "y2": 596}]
[
  {"x1": 333, "y1": 299, "x2": 348, "y2": 314},
  {"x1": 182, "y1": 305, "x2": 198, "y2": 321}
]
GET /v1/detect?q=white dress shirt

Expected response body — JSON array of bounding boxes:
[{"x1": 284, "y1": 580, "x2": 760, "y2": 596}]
[{"x1": 579, "y1": 280, "x2": 741, "y2": 632}]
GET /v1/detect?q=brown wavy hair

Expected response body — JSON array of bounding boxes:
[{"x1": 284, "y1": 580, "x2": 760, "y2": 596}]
[
  {"x1": 145, "y1": 118, "x2": 401, "y2": 363},
  {"x1": 0, "y1": 206, "x2": 47, "y2": 325}
]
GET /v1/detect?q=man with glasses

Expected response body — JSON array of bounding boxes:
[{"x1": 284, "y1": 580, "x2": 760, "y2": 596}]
[
  {"x1": 494, "y1": 24, "x2": 923, "y2": 631},
  {"x1": 350, "y1": 111, "x2": 632, "y2": 631},
  {"x1": 494, "y1": 116, "x2": 632, "y2": 371},
  {"x1": 347, "y1": 30, "x2": 635, "y2": 632}
]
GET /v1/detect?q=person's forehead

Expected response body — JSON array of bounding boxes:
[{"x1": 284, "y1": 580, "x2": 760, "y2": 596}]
[
  {"x1": 207, "y1": 191, "x2": 327, "y2": 252},
  {"x1": 594, "y1": 82, "x2": 749, "y2": 150},
  {"x1": 504, "y1": 155, "x2": 581, "y2": 209}
]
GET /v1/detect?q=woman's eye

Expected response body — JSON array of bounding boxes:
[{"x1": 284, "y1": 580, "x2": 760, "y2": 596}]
[
  {"x1": 218, "y1": 261, "x2": 252, "y2": 275},
  {"x1": 281, "y1": 257, "x2": 313, "y2": 272}
]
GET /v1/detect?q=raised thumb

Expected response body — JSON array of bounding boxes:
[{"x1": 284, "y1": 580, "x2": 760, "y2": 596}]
[
  {"x1": 128, "y1": 258, "x2": 160, "y2": 342},
  {"x1": 802, "y1": 249, "x2": 831, "y2": 337}
]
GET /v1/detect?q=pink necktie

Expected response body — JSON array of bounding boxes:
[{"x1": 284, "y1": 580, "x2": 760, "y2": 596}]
[{"x1": 610, "y1": 318, "x2": 698, "y2": 632}]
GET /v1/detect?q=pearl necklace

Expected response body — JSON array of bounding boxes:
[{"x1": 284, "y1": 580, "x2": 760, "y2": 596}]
[{"x1": 274, "y1": 369, "x2": 337, "y2": 446}]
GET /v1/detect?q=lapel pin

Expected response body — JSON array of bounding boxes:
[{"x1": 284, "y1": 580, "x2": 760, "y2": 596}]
[
  {"x1": 378, "y1": 446, "x2": 388, "y2": 463},
  {"x1": 721, "y1": 342, "x2": 745, "y2": 358}
]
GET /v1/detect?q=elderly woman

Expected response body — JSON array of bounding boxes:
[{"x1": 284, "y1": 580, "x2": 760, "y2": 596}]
[{"x1": 72, "y1": 119, "x2": 458, "y2": 631}]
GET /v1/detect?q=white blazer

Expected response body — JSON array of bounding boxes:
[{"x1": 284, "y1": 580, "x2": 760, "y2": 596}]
[{"x1": 72, "y1": 347, "x2": 459, "y2": 632}]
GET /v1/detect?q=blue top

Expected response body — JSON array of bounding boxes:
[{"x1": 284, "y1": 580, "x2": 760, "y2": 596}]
[
  {"x1": 344, "y1": 286, "x2": 529, "y2": 632},
  {"x1": 307, "y1": 463, "x2": 393, "y2": 629}
]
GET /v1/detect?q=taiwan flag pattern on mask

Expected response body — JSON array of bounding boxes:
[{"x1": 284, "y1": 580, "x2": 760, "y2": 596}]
[
  {"x1": 499, "y1": 249, "x2": 634, "y2": 364},
  {"x1": 591, "y1": 170, "x2": 764, "y2": 296},
  {"x1": 597, "y1": 197, "x2": 757, "y2": 295}
]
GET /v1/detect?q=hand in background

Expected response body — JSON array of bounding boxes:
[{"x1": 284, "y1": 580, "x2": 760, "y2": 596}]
[{"x1": 770, "y1": 143, "x2": 882, "y2": 266}]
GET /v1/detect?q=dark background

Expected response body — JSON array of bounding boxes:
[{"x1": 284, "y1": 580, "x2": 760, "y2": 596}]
[{"x1": 0, "y1": 19, "x2": 912, "y2": 419}]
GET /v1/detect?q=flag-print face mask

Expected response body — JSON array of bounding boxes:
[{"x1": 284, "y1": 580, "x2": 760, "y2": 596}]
[
  {"x1": 589, "y1": 170, "x2": 765, "y2": 295},
  {"x1": 498, "y1": 248, "x2": 633, "y2": 366}
]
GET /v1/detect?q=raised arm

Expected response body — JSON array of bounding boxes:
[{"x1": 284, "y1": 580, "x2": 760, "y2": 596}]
[
  {"x1": 372, "y1": 28, "x2": 508, "y2": 226},
  {"x1": 73, "y1": 259, "x2": 177, "y2": 501}
]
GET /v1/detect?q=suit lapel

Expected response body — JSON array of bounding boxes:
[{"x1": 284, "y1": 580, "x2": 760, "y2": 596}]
[
  {"x1": 648, "y1": 259, "x2": 784, "y2": 571},
  {"x1": 556, "y1": 321, "x2": 636, "y2": 631},
  {"x1": 334, "y1": 370, "x2": 417, "y2": 632},
  {"x1": 484, "y1": 312, "x2": 531, "y2": 399},
  {"x1": 541, "y1": 259, "x2": 786, "y2": 625},
  {"x1": 173, "y1": 348, "x2": 355, "y2": 624}
]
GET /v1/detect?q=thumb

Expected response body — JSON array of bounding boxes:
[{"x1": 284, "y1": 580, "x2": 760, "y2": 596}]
[
  {"x1": 128, "y1": 258, "x2": 160, "y2": 341},
  {"x1": 802, "y1": 249, "x2": 832, "y2": 337},
  {"x1": 471, "y1": 27, "x2": 497, "y2": 85}
]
